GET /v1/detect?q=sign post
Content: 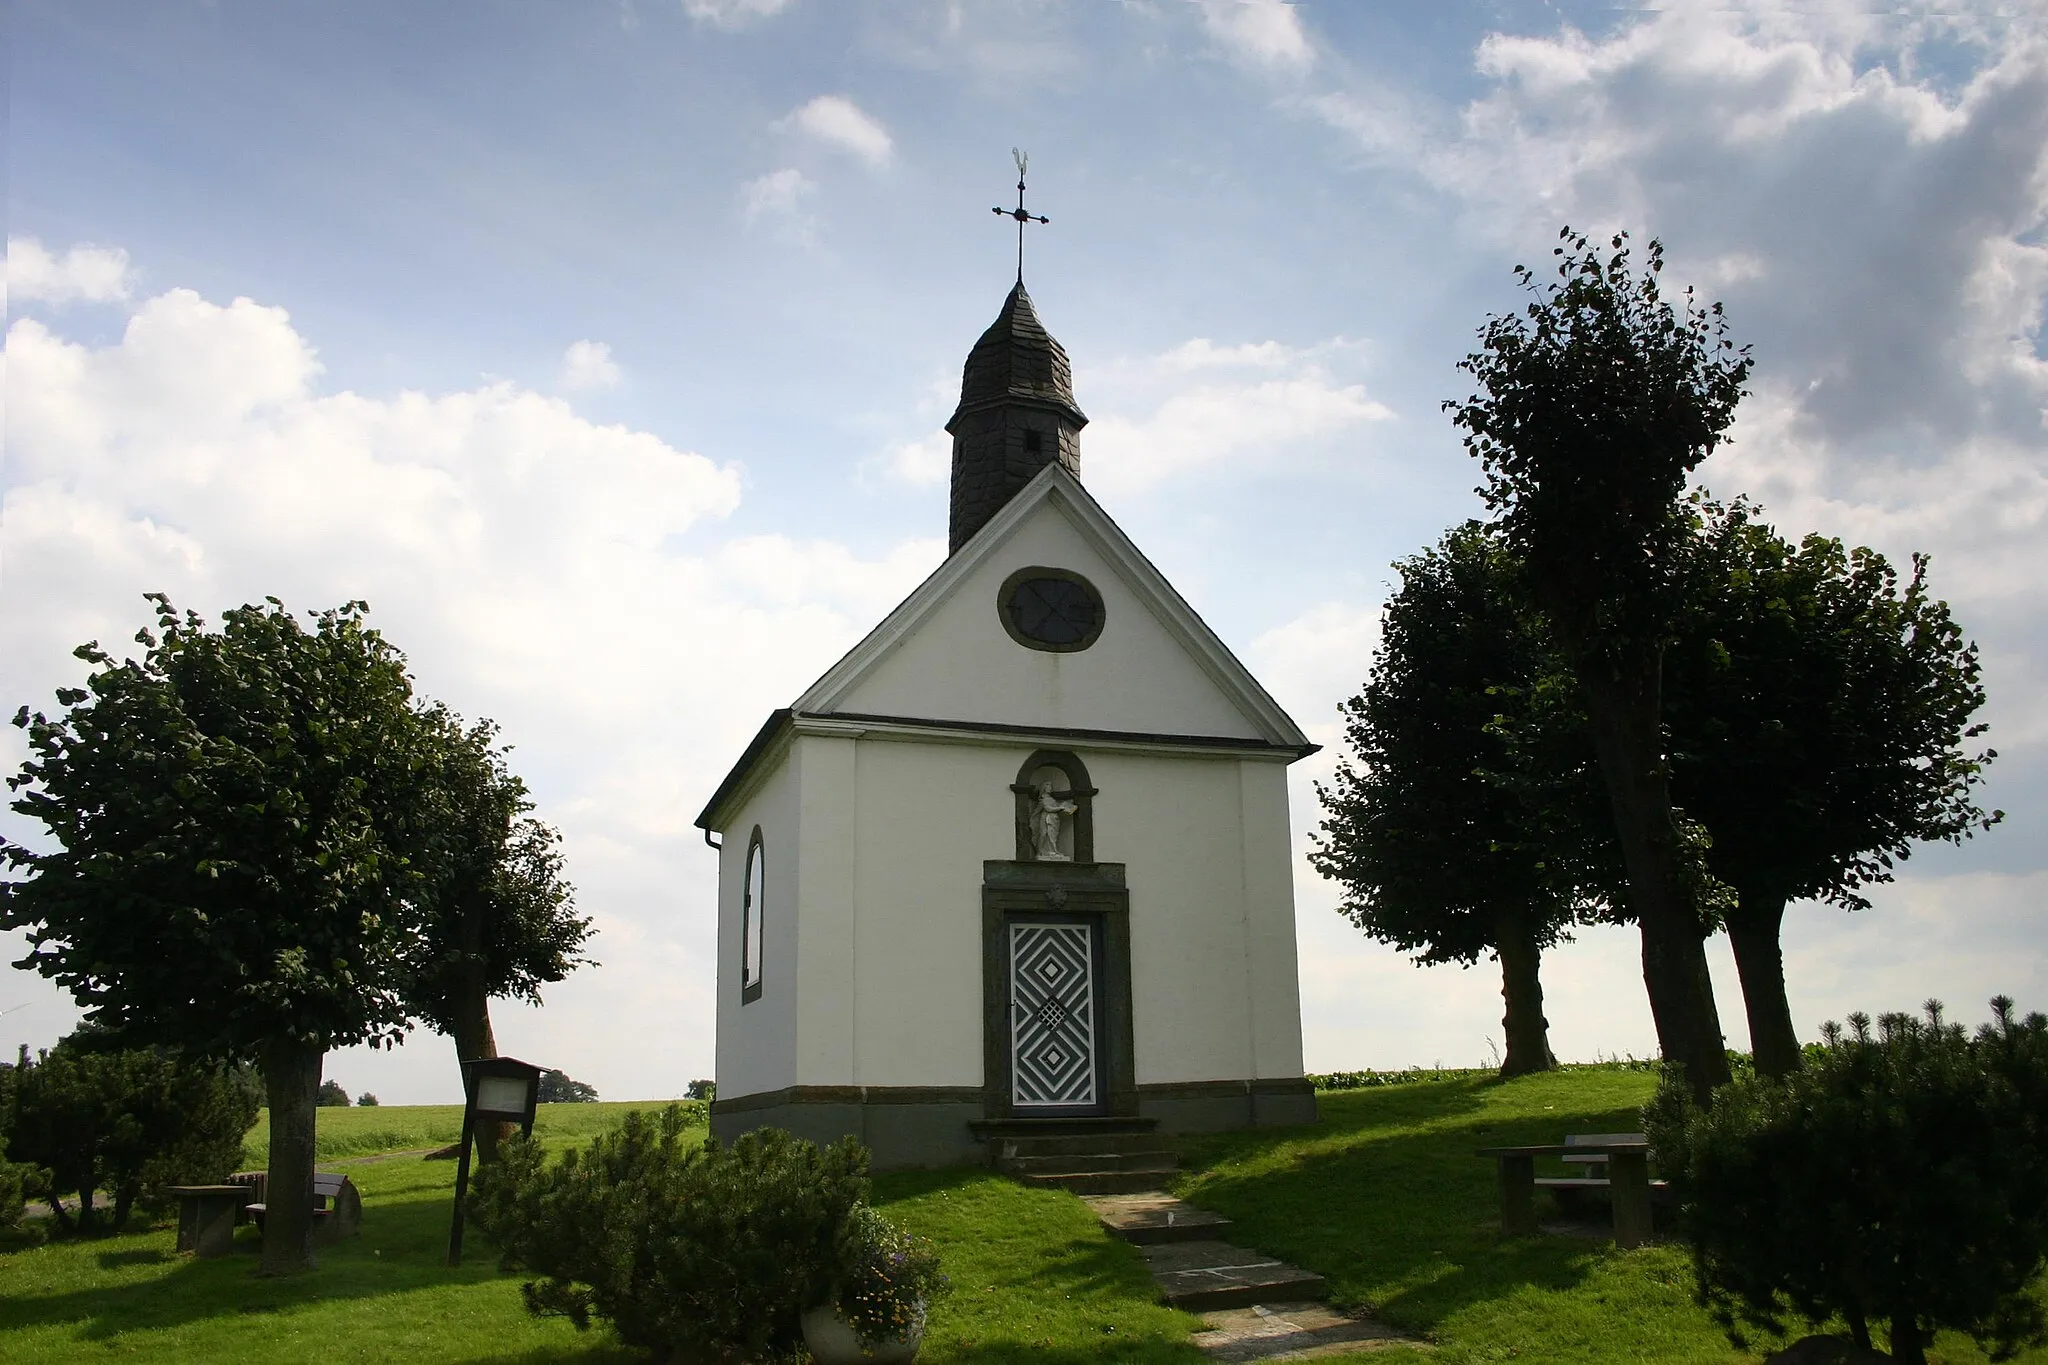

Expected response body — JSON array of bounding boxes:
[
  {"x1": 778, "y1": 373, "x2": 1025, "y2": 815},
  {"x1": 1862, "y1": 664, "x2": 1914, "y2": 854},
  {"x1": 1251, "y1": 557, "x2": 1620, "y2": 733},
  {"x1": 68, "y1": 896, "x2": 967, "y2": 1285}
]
[{"x1": 447, "y1": 1055, "x2": 544, "y2": 1266}]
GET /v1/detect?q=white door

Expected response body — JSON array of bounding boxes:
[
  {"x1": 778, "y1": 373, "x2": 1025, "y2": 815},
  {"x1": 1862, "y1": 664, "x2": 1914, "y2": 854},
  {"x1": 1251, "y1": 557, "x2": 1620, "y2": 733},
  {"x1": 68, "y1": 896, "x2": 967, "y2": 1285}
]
[{"x1": 1009, "y1": 921, "x2": 1099, "y2": 1110}]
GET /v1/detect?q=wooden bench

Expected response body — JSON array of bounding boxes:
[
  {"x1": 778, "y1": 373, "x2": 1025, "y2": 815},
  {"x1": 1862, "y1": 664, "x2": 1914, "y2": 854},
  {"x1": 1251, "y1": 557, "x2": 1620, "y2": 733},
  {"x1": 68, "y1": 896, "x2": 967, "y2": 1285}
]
[
  {"x1": 1475, "y1": 1136, "x2": 1663, "y2": 1248},
  {"x1": 231, "y1": 1171, "x2": 362, "y2": 1246}
]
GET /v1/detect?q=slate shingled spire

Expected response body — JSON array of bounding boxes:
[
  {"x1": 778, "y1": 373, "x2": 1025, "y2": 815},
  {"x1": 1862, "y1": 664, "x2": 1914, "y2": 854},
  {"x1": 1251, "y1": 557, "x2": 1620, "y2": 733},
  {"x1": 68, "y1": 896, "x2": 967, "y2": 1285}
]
[{"x1": 946, "y1": 281, "x2": 1088, "y2": 553}]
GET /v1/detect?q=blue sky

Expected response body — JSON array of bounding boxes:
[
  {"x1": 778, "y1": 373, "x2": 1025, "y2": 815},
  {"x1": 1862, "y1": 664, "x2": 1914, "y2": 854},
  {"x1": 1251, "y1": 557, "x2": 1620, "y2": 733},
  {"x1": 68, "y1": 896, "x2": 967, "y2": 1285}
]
[{"x1": 5, "y1": 0, "x2": 2045, "y2": 1103}]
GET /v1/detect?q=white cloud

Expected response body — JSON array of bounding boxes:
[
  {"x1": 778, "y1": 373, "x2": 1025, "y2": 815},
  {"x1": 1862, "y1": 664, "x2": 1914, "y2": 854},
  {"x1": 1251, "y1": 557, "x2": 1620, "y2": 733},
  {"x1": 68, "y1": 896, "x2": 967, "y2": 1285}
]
[
  {"x1": 1190, "y1": 0, "x2": 1313, "y2": 71},
  {"x1": 681, "y1": 0, "x2": 791, "y2": 30},
  {"x1": 776, "y1": 94, "x2": 895, "y2": 168},
  {"x1": 560, "y1": 338, "x2": 622, "y2": 391},
  {"x1": 1084, "y1": 336, "x2": 1391, "y2": 496},
  {"x1": 740, "y1": 167, "x2": 818, "y2": 242},
  {"x1": 877, "y1": 430, "x2": 951, "y2": 487},
  {"x1": 8, "y1": 236, "x2": 135, "y2": 305},
  {"x1": 0, "y1": 267, "x2": 943, "y2": 1103}
]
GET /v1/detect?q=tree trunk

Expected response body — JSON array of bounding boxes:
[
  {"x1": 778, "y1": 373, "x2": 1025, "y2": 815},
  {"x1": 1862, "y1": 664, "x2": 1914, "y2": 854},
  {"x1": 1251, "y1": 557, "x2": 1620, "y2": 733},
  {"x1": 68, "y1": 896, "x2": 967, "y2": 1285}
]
[
  {"x1": 1725, "y1": 891, "x2": 1803, "y2": 1078},
  {"x1": 1495, "y1": 913, "x2": 1557, "y2": 1078},
  {"x1": 448, "y1": 980, "x2": 510, "y2": 1163},
  {"x1": 1576, "y1": 653, "x2": 1732, "y2": 1104},
  {"x1": 1889, "y1": 1315, "x2": 1928, "y2": 1365},
  {"x1": 75, "y1": 1185, "x2": 97, "y2": 1235},
  {"x1": 259, "y1": 1039, "x2": 324, "y2": 1275},
  {"x1": 46, "y1": 1192, "x2": 74, "y2": 1234}
]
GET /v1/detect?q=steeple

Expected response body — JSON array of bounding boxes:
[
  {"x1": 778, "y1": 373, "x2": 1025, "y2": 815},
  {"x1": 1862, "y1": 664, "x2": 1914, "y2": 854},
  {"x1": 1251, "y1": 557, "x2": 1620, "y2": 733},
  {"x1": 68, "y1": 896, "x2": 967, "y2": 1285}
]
[{"x1": 946, "y1": 281, "x2": 1088, "y2": 553}]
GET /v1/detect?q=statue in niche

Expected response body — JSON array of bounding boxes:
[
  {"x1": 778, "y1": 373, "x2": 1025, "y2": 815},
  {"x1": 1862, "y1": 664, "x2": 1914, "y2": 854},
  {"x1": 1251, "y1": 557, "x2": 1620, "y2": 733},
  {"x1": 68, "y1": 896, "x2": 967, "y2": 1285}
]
[{"x1": 1030, "y1": 780, "x2": 1078, "y2": 861}]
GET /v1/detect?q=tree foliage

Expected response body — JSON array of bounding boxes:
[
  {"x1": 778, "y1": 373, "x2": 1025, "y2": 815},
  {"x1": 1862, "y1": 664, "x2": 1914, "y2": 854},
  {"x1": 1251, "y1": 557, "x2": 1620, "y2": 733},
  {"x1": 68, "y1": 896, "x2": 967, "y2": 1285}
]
[
  {"x1": 1447, "y1": 228, "x2": 1753, "y2": 1098},
  {"x1": 1646, "y1": 998, "x2": 2048, "y2": 1365},
  {"x1": 1666, "y1": 512, "x2": 2000, "y2": 1074},
  {"x1": 317, "y1": 1080, "x2": 351, "y2": 1108},
  {"x1": 1312, "y1": 523, "x2": 1607, "y2": 1076},
  {"x1": 537, "y1": 1069, "x2": 599, "y2": 1104},
  {"x1": 399, "y1": 708, "x2": 589, "y2": 1077},
  {"x1": 1448, "y1": 230, "x2": 1753, "y2": 658},
  {"x1": 3, "y1": 1036, "x2": 258, "y2": 1234},
  {"x1": 1, "y1": 596, "x2": 424, "y2": 1055},
  {"x1": 471, "y1": 1109, "x2": 868, "y2": 1361},
  {"x1": 1, "y1": 595, "x2": 429, "y2": 1272}
]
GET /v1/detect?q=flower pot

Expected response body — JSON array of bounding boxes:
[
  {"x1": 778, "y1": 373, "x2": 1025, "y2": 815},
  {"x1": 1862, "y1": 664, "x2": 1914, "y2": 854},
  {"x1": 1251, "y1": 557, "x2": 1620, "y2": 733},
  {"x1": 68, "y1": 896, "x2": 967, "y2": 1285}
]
[{"x1": 800, "y1": 1301, "x2": 925, "y2": 1364}]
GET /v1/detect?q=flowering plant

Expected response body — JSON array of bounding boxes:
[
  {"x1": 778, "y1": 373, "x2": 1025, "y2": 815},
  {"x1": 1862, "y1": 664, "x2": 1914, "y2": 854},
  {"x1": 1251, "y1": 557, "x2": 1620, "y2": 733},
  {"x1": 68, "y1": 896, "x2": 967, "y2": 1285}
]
[{"x1": 830, "y1": 1203, "x2": 950, "y2": 1349}]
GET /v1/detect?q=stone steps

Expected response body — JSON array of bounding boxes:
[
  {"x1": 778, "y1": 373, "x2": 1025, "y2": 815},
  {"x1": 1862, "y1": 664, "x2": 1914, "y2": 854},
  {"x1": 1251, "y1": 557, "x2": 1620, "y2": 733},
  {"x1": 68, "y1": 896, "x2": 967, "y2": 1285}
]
[
  {"x1": 1135, "y1": 1238, "x2": 1329, "y2": 1312},
  {"x1": 1082, "y1": 1191, "x2": 1419, "y2": 1358},
  {"x1": 1017, "y1": 1168, "x2": 1180, "y2": 1196},
  {"x1": 985, "y1": 1130, "x2": 1171, "y2": 1158},
  {"x1": 1087, "y1": 1191, "x2": 1235, "y2": 1244},
  {"x1": 980, "y1": 1117, "x2": 1176, "y2": 1197},
  {"x1": 1003, "y1": 1150, "x2": 1183, "y2": 1177},
  {"x1": 1193, "y1": 1302, "x2": 1421, "y2": 1360}
]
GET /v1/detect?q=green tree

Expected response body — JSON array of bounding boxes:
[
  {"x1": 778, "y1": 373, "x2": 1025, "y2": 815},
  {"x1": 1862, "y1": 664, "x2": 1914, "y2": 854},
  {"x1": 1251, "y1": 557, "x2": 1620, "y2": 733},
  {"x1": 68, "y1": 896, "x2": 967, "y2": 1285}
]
[
  {"x1": 1312, "y1": 524, "x2": 1607, "y2": 1076},
  {"x1": 537, "y1": 1068, "x2": 598, "y2": 1104},
  {"x1": 316, "y1": 1079, "x2": 351, "y2": 1107},
  {"x1": 1646, "y1": 998, "x2": 2048, "y2": 1364},
  {"x1": 1447, "y1": 229, "x2": 1752, "y2": 1099},
  {"x1": 400, "y1": 708, "x2": 588, "y2": 1151},
  {"x1": 1, "y1": 595, "x2": 427, "y2": 1272},
  {"x1": 4, "y1": 1037, "x2": 258, "y2": 1234},
  {"x1": 0, "y1": 1059, "x2": 48, "y2": 1238},
  {"x1": 1666, "y1": 514, "x2": 2000, "y2": 1076}
]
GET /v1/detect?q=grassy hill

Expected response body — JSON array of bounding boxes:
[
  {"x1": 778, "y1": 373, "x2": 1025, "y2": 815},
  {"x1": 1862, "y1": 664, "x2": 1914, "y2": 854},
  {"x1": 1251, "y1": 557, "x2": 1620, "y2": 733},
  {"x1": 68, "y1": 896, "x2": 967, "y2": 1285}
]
[{"x1": 3, "y1": 1075, "x2": 2043, "y2": 1362}]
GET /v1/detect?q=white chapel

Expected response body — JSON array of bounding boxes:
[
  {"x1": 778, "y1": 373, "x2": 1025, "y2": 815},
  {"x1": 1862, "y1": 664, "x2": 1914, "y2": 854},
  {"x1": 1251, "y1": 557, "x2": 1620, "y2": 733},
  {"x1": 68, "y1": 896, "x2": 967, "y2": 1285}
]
[{"x1": 695, "y1": 279, "x2": 1320, "y2": 1168}]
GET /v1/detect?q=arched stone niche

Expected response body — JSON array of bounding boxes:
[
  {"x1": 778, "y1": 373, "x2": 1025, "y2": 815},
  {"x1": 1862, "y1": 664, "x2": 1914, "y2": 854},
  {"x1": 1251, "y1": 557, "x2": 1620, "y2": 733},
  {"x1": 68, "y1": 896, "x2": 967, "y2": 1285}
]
[{"x1": 1010, "y1": 749, "x2": 1098, "y2": 864}]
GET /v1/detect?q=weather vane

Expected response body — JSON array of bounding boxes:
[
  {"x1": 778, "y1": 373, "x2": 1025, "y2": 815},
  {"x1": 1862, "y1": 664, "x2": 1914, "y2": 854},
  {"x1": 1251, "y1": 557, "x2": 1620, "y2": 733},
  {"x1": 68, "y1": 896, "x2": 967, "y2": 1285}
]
[{"x1": 993, "y1": 147, "x2": 1048, "y2": 284}]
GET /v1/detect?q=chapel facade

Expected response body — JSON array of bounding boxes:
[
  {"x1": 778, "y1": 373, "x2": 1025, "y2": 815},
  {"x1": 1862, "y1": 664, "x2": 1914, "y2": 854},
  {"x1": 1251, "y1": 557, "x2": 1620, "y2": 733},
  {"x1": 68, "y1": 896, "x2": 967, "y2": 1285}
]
[{"x1": 695, "y1": 281, "x2": 1319, "y2": 1168}]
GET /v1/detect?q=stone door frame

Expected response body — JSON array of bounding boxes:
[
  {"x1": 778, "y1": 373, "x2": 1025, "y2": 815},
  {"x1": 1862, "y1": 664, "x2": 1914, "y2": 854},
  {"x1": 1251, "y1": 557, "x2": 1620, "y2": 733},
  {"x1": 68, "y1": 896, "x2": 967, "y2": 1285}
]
[{"x1": 981, "y1": 859, "x2": 1137, "y2": 1121}]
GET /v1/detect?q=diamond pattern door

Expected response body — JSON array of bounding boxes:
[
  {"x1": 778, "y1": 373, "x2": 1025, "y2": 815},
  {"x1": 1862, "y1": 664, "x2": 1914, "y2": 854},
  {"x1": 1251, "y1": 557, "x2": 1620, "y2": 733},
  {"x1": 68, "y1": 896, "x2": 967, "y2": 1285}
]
[{"x1": 1009, "y1": 922, "x2": 1098, "y2": 1109}]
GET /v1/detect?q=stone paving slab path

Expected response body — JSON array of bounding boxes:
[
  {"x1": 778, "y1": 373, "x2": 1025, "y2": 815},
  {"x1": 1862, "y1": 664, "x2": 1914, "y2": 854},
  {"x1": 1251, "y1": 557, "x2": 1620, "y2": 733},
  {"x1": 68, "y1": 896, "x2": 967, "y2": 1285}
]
[
  {"x1": 1193, "y1": 1302, "x2": 1422, "y2": 1361},
  {"x1": 1082, "y1": 1192, "x2": 1426, "y2": 1359}
]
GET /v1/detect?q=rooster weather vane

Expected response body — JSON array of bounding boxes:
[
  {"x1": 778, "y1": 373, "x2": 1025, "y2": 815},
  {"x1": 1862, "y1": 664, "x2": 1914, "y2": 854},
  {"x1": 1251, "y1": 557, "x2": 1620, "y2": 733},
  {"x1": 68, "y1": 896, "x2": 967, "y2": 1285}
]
[{"x1": 993, "y1": 148, "x2": 1049, "y2": 283}]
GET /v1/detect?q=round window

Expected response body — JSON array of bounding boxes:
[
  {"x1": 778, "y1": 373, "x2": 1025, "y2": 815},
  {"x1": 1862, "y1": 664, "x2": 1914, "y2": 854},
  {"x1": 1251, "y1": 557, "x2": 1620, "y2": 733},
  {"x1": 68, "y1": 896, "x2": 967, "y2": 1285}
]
[{"x1": 999, "y1": 567, "x2": 1106, "y2": 652}]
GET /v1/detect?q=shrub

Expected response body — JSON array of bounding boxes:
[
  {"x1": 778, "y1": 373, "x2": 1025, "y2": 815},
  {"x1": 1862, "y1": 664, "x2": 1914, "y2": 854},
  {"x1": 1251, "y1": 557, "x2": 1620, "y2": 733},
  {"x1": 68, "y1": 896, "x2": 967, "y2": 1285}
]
[
  {"x1": 470, "y1": 1107, "x2": 868, "y2": 1361},
  {"x1": 1647, "y1": 997, "x2": 2048, "y2": 1365},
  {"x1": 5, "y1": 1039, "x2": 260, "y2": 1234},
  {"x1": 830, "y1": 1203, "x2": 950, "y2": 1349}
]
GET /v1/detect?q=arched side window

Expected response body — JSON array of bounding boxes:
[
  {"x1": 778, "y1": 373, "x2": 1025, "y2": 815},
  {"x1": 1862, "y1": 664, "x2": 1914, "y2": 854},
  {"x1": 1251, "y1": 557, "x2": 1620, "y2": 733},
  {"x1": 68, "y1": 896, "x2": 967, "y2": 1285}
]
[{"x1": 742, "y1": 829, "x2": 765, "y2": 1004}]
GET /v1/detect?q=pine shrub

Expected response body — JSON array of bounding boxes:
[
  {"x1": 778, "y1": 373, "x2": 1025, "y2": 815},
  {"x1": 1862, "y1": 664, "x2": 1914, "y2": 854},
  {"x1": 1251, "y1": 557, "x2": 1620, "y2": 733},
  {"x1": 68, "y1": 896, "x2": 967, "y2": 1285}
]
[
  {"x1": 1647, "y1": 997, "x2": 2048, "y2": 1364},
  {"x1": 4, "y1": 1039, "x2": 259, "y2": 1234},
  {"x1": 469, "y1": 1106, "x2": 868, "y2": 1362}
]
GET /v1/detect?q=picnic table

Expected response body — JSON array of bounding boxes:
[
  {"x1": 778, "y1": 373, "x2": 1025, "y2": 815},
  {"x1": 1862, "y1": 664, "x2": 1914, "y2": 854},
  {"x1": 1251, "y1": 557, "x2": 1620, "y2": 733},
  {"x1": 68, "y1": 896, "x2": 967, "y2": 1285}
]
[
  {"x1": 1475, "y1": 1137, "x2": 1658, "y2": 1248},
  {"x1": 226, "y1": 1170, "x2": 363, "y2": 1246},
  {"x1": 165, "y1": 1184, "x2": 249, "y2": 1258}
]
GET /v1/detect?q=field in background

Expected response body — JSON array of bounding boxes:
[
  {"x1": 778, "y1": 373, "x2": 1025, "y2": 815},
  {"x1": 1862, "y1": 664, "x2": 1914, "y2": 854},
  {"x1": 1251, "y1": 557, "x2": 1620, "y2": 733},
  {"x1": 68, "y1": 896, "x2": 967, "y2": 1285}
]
[{"x1": 240, "y1": 1100, "x2": 700, "y2": 1165}]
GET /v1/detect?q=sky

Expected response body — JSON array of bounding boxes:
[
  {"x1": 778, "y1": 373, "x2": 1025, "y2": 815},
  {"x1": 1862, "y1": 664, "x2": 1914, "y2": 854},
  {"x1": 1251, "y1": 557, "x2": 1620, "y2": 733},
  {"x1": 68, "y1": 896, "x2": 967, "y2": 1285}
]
[{"x1": 3, "y1": 0, "x2": 2044, "y2": 1105}]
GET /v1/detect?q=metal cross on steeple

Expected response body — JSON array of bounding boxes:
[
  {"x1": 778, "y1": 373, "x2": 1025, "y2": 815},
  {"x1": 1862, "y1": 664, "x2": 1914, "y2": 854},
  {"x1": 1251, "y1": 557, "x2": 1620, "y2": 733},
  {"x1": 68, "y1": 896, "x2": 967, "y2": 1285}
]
[{"x1": 992, "y1": 147, "x2": 1049, "y2": 283}]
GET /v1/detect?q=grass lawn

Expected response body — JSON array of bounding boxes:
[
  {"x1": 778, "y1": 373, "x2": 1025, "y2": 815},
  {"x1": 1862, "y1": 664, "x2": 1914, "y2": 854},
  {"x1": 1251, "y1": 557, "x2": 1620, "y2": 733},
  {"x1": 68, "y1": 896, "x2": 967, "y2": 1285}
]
[
  {"x1": 3, "y1": 1075, "x2": 2043, "y2": 1362},
  {"x1": 1174, "y1": 1068, "x2": 2048, "y2": 1365},
  {"x1": 2, "y1": 1102, "x2": 1213, "y2": 1363}
]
